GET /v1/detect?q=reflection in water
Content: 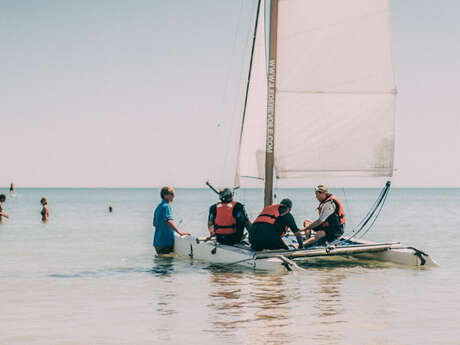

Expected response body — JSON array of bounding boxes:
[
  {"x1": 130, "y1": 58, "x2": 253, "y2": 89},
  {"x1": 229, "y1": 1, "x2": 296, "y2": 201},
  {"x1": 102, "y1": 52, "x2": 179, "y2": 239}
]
[
  {"x1": 206, "y1": 268, "x2": 297, "y2": 345},
  {"x1": 310, "y1": 269, "x2": 346, "y2": 345},
  {"x1": 151, "y1": 255, "x2": 175, "y2": 276},
  {"x1": 247, "y1": 274, "x2": 296, "y2": 345},
  {"x1": 150, "y1": 255, "x2": 180, "y2": 343},
  {"x1": 151, "y1": 256, "x2": 177, "y2": 318},
  {"x1": 206, "y1": 267, "x2": 247, "y2": 335}
]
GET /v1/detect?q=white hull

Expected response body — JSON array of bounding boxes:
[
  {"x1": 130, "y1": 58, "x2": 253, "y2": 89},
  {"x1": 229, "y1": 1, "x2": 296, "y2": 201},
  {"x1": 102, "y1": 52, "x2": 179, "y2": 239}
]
[
  {"x1": 173, "y1": 234, "x2": 289, "y2": 273},
  {"x1": 173, "y1": 234, "x2": 438, "y2": 272}
]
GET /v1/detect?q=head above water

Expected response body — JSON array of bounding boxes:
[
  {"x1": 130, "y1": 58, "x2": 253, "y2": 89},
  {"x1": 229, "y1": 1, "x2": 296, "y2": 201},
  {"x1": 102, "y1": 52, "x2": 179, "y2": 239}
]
[
  {"x1": 0, "y1": 194, "x2": 6, "y2": 202},
  {"x1": 280, "y1": 198, "x2": 292, "y2": 209},
  {"x1": 160, "y1": 186, "x2": 175, "y2": 201},
  {"x1": 219, "y1": 188, "x2": 233, "y2": 203},
  {"x1": 40, "y1": 197, "x2": 47, "y2": 205}
]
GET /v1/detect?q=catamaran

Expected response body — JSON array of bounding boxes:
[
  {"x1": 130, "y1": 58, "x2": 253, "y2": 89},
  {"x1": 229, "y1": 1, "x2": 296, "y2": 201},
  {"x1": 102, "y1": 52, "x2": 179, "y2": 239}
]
[{"x1": 173, "y1": 0, "x2": 438, "y2": 272}]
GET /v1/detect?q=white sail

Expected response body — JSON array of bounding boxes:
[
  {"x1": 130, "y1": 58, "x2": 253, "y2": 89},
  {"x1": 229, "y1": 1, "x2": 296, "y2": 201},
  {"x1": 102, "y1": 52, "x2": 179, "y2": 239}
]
[
  {"x1": 275, "y1": 0, "x2": 396, "y2": 178},
  {"x1": 237, "y1": 0, "x2": 267, "y2": 182},
  {"x1": 238, "y1": 0, "x2": 397, "y2": 182}
]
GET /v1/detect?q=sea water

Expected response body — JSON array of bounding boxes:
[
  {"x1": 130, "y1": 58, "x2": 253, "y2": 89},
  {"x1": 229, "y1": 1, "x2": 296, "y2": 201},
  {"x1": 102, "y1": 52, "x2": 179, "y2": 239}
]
[{"x1": 0, "y1": 188, "x2": 459, "y2": 345}]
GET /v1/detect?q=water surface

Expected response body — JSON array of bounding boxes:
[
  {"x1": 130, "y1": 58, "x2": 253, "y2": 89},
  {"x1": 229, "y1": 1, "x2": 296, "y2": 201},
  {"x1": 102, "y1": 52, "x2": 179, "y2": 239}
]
[{"x1": 1, "y1": 188, "x2": 458, "y2": 344}]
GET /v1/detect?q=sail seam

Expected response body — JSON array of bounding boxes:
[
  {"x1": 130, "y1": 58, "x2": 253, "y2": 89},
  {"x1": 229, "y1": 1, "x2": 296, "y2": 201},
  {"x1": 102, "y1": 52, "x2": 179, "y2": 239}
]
[
  {"x1": 278, "y1": 169, "x2": 392, "y2": 172},
  {"x1": 277, "y1": 89, "x2": 397, "y2": 95}
]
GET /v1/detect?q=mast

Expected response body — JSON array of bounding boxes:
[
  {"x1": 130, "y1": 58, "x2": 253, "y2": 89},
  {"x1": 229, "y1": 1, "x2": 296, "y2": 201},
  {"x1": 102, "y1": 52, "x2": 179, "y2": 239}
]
[{"x1": 264, "y1": 0, "x2": 278, "y2": 206}]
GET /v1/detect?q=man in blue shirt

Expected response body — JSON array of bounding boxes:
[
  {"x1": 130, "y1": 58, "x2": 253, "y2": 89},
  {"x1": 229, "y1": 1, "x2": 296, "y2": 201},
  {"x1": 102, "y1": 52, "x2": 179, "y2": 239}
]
[{"x1": 153, "y1": 186, "x2": 189, "y2": 254}]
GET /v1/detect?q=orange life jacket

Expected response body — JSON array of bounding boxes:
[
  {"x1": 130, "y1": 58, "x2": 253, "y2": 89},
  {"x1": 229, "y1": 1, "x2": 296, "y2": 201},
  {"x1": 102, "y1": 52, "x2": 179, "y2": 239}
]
[
  {"x1": 253, "y1": 204, "x2": 290, "y2": 236},
  {"x1": 318, "y1": 194, "x2": 346, "y2": 228},
  {"x1": 214, "y1": 201, "x2": 237, "y2": 235}
]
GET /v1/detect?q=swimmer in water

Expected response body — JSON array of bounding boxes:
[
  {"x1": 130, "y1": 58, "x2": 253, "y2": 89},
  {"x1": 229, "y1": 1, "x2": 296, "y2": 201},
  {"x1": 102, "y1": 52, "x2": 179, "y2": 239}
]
[
  {"x1": 0, "y1": 194, "x2": 9, "y2": 222},
  {"x1": 40, "y1": 197, "x2": 49, "y2": 222}
]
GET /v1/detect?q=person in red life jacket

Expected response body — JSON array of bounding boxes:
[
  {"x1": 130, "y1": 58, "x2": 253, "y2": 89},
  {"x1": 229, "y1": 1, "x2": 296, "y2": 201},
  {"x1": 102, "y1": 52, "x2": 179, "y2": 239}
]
[
  {"x1": 302, "y1": 185, "x2": 346, "y2": 247},
  {"x1": 208, "y1": 188, "x2": 251, "y2": 245},
  {"x1": 249, "y1": 198, "x2": 304, "y2": 251}
]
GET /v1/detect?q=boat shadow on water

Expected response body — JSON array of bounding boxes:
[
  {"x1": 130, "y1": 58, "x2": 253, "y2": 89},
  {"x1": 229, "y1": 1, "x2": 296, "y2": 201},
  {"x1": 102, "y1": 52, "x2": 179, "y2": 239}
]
[{"x1": 296, "y1": 256, "x2": 394, "y2": 270}]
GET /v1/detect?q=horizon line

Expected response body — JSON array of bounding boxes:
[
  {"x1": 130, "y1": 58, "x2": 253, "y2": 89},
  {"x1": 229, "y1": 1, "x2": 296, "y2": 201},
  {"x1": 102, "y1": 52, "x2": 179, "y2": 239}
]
[{"x1": 2, "y1": 186, "x2": 460, "y2": 190}]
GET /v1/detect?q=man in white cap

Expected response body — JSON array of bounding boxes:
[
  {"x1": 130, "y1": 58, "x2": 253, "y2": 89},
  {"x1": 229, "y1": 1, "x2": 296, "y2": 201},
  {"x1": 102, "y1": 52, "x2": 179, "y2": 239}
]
[{"x1": 302, "y1": 185, "x2": 346, "y2": 247}]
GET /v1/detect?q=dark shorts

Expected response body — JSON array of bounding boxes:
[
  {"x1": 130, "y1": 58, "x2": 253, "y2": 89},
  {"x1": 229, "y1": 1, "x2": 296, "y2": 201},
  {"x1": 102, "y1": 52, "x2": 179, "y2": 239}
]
[
  {"x1": 155, "y1": 246, "x2": 174, "y2": 254},
  {"x1": 313, "y1": 225, "x2": 344, "y2": 243},
  {"x1": 216, "y1": 233, "x2": 244, "y2": 246},
  {"x1": 249, "y1": 222, "x2": 289, "y2": 251}
]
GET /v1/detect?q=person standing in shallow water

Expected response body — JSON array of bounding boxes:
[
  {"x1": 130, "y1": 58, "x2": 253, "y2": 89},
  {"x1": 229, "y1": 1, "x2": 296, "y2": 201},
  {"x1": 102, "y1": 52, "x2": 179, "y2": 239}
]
[
  {"x1": 153, "y1": 186, "x2": 190, "y2": 254},
  {"x1": 9, "y1": 182, "x2": 15, "y2": 193},
  {"x1": 40, "y1": 197, "x2": 49, "y2": 222},
  {"x1": 0, "y1": 194, "x2": 9, "y2": 222}
]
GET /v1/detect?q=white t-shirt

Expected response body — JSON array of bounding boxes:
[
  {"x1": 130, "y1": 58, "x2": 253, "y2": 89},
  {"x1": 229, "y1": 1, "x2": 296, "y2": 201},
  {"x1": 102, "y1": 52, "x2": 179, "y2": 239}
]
[{"x1": 318, "y1": 200, "x2": 336, "y2": 222}]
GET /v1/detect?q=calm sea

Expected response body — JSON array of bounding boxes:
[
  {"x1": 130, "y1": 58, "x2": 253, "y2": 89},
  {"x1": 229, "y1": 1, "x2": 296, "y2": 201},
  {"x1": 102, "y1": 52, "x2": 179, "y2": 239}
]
[{"x1": 1, "y1": 188, "x2": 459, "y2": 345}]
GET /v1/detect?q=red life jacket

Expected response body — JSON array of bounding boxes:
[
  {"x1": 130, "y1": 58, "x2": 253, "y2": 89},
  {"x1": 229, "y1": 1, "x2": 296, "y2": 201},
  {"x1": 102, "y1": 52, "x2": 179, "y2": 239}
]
[
  {"x1": 214, "y1": 201, "x2": 237, "y2": 235},
  {"x1": 318, "y1": 194, "x2": 346, "y2": 228},
  {"x1": 253, "y1": 204, "x2": 289, "y2": 236}
]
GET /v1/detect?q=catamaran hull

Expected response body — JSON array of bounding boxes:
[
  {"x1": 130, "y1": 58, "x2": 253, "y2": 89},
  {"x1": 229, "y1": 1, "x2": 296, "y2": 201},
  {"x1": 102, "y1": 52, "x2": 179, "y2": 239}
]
[
  {"x1": 350, "y1": 239, "x2": 438, "y2": 267},
  {"x1": 173, "y1": 235, "x2": 438, "y2": 272},
  {"x1": 174, "y1": 234, "x2": 290, "y2": 273}
]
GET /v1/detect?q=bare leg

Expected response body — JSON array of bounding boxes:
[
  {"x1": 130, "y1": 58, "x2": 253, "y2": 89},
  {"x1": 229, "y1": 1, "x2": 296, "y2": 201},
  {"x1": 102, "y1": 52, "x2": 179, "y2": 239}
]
[{"x1": 303, "y1": 230, "x2": 326, "y2": 248}]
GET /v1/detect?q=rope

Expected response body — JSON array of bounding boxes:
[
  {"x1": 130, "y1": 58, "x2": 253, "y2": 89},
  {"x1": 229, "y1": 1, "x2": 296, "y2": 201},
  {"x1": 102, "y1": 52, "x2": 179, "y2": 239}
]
[{"x1": 344, "y1": 181, "x2": 391, "y2": 241}]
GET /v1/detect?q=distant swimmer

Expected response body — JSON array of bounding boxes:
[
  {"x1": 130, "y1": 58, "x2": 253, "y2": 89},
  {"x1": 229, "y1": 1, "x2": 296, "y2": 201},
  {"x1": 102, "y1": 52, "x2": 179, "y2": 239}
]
[
  {"x1": 9, "y1": 182, "x2": 15, "y2": 193},
  {"x1": 108, "y1": 204, "x2": 113, "y2": 213},
  {"x1": 153, "y1": 186, "x2": 190, "y2": 254},
  {"x1": 0, "y1": 194, "x2": 9, "y2": 222},
  {"x1": 40, "y1": 197, "x2": 49, "y2": 222}
]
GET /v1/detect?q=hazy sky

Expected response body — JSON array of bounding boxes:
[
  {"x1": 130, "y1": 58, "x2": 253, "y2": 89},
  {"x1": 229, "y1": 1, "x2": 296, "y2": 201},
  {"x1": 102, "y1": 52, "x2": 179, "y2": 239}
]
[{"x1": 1, "y1": 0, "x2": 459, "y2": 188}]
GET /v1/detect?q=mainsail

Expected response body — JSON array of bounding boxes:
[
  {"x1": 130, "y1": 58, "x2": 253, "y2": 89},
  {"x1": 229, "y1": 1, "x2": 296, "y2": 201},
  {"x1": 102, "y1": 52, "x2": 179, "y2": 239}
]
[{"x1": 237, "y1": 0, "x2": 397, "y2": 198}]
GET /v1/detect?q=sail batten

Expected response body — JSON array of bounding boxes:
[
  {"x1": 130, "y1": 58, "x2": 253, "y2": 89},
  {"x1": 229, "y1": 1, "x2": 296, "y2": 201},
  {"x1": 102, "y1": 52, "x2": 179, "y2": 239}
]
[{"x1": 278, "y1": 90, "x2": 397, "y2": 95}]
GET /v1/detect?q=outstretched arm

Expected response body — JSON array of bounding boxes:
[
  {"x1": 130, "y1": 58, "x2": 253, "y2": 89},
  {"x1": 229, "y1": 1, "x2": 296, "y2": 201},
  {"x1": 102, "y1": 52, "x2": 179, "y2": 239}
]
[
  {"x1": 305, "y1": 218, "x2": 322, "y2": 231},
  {"x1": 166, "y1": 219, "x2": 190, "y2": 236},
  {"x1": 281, "y1": 213, "x2": 304, "y2": 249},
  {"x1": 208, "y1": 221, "x2": 215, "y2": 236},
  {"x1": 237, "y1": 205, "x2": 252, "y2": 231}
]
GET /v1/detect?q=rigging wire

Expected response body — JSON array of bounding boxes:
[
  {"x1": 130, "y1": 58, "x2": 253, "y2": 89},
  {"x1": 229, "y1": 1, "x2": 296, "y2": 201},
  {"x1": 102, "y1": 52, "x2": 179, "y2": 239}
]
[
  {"x1": 344, "y1": 180, "x2": 391, "y2": 241},
  {"x1": 209, "y1": 0, "x2": 259, "y2": 187},
  {"x1": 341, "y1": 186, "x2": 355, "y2": 234},
  {"x1": 234, "y1": 0, "x2": 262, "y2": 190},
  {"x1": 357, "y1": 184, "x2": 391, "y2": 239},
  {"x1": 221, "y1": 0, "x2": 251, "y2": 181}
]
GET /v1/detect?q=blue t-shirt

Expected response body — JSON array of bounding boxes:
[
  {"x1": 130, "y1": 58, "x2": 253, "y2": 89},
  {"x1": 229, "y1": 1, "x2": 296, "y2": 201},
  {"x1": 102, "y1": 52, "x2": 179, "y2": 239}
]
[{"x1": 153, "y1": 200, "x2": 174, "y2": 247}]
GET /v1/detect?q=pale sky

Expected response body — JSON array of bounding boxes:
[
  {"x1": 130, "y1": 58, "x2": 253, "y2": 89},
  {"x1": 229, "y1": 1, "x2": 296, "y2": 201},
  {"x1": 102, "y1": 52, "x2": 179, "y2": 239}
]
[{"x1": 1, "y1": 0, "x2": 459, "y2": 188}]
